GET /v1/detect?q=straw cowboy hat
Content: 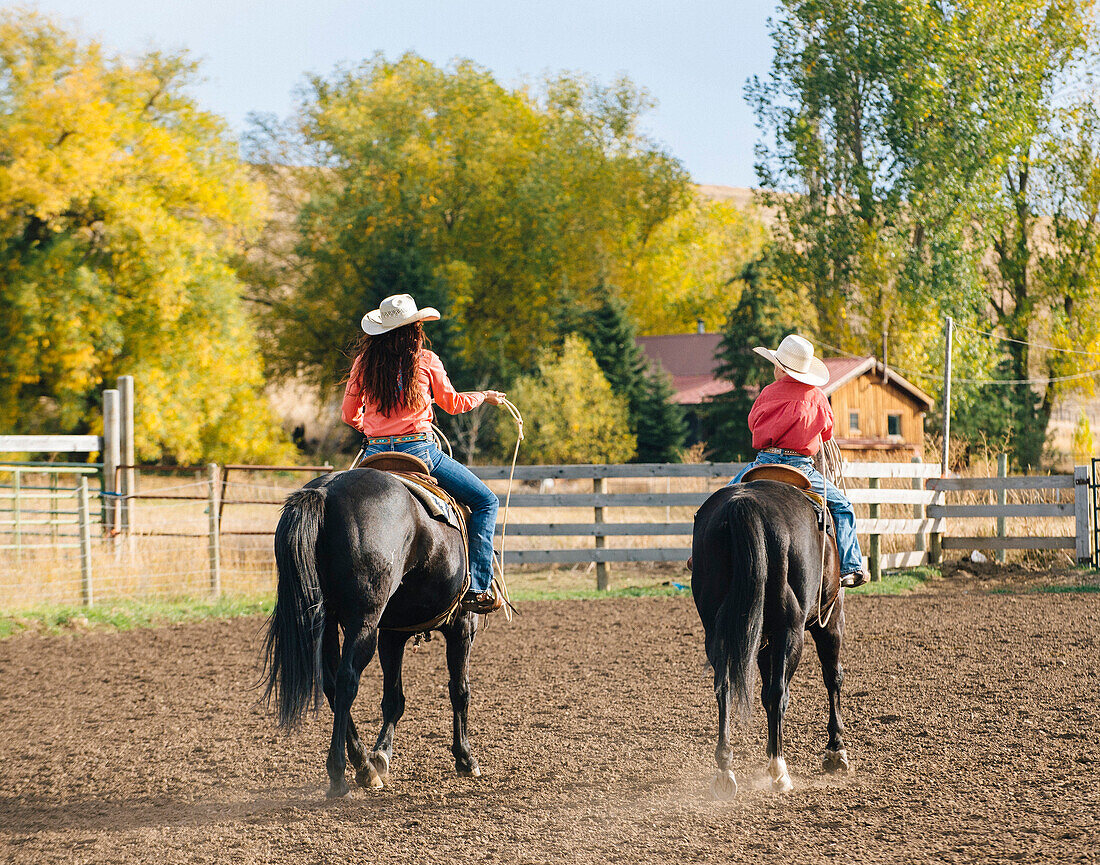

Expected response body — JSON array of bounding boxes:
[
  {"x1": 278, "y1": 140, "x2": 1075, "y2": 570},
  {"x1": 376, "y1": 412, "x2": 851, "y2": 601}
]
[
  {"x1": 361, "y1": 293, "x2": 441, "y2": 336},
  {"x1": 753, "y1": 334, "x2": 830, "y2": 387}
]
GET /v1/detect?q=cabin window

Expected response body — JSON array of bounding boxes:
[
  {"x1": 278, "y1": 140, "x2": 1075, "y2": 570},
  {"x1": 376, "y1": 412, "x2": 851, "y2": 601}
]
[
  {"x1": 848, "y1": 411, "x2": 860, "y2": 433},
  {"x1": 887, "y1": 413, "x2": 902, "y2": 437}
]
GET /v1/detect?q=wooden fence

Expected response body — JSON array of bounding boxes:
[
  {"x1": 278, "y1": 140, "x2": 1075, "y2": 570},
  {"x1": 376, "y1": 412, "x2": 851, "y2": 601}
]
[
  {"x1": 472, "y1": 461, "x2": 1091, "y2": 580},
  {"x1": 0, "y1": 459, "x2": 1091, "y2": 609}
]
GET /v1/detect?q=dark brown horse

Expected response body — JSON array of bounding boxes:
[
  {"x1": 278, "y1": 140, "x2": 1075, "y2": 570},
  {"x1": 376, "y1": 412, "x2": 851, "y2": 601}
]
[
  {"x1": 691, "y1": 477, "x2": 849, "y2": 797},
  {"x1": 261, "y1": 468, "x2": 481, "y2": 798}
]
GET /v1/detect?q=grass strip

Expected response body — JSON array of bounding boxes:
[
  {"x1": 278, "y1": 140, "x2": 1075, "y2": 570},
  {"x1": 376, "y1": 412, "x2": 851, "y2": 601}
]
[
  {"x1": 0, "y1": 568, "x2": 935, "y2": 638},
  {"x1": 989, "y1": 584, "x2": 1100, "y2": 595},
  {"x1": 0, "y1": 594, "x2": 274, "y2": 639},
  {"x1": 508, "y1": 583, "x2": 691, "y2": 602},
  {"x1": 844, "y1": 566, "x2": 936, "y2": 596}
]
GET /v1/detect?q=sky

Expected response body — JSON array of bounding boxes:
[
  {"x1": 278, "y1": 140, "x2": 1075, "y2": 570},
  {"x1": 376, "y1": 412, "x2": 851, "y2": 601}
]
[{"x1": 16, "y1": 0, "x2": 781, "y2": 188}]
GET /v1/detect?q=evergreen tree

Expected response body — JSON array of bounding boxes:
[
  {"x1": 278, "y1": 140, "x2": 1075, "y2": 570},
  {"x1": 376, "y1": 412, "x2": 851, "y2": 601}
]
[
  {"x1": 704, "y1": 266, "x2": 792, "y2": 460},
  {"x1": 581, "y1": 284, "x2": 687, "y2": 462}
]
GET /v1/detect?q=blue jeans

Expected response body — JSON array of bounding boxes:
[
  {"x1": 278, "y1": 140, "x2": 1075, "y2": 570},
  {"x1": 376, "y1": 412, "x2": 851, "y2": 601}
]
[
  {"x1": 360, "y1": 439, "x2": 499, "y2": 592},
  {"x1": 728, "y1": 451, "x2": 864, "y2": 575}
]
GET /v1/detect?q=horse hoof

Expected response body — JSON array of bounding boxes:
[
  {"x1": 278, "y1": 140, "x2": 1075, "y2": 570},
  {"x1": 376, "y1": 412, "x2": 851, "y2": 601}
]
[
  {"x1": 356, "y1": 763, "x2": 384, "y2": 789},
  {"x1": 771, "y1": 773, "x2": 794, "y2": 793},
  {"x1": 326, "y1": 778, "x2": 350, "y2": 799},
  {"x1": 368, "y1": 751, "x2": 390, "y2": 785},
  {"x1": 457, "y1": 765, "x2": 482, "y2": 779},
  {"x1": 710, "y1": 770, "x2": 738, "y2": 800},
  {"x1": 822, "y1": 749, "x2": 850, "y2": 774},
  {"x1": 767, "y1": 757, "x2": 793, "y2": 793}
]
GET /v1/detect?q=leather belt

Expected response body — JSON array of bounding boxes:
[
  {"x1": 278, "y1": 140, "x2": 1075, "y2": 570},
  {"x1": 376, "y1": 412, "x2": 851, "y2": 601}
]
[
  {"x1": 761, "y1": 447, "x2": 809, "y2": 457},
  {"x1": 365, "y1": 432, "x2": 429, "y2": 446}
]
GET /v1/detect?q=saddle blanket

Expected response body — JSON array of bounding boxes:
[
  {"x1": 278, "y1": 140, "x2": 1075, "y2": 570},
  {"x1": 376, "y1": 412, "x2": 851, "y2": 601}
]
[{"x1": 392, "y1": 474, "x2": 463, "y2": 531}]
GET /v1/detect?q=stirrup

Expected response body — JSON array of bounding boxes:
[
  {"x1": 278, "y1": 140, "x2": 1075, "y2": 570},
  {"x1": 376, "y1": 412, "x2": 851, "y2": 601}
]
[
  {"x1": 461, "y1": 588, "x2": 502, "y2": 614},
  {"x1": 840, "y1": 571, "x2": 869, "y2": 589}
]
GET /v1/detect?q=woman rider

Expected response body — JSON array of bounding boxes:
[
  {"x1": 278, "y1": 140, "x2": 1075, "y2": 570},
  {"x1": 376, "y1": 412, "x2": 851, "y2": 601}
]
[
  {"x1": 341, "y1": 294, "x2": 507, "y2": 613},
  {"x1": 727, "y1": 334, "x2": 869, "y2": 588}
]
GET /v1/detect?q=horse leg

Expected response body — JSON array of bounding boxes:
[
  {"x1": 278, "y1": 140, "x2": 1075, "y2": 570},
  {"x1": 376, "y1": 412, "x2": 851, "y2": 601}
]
[
  {"x1": 710, "y1": 635, "x2": 737, "y2": 800},
  {"x1": 362, "y1": 629, "x2": 410, "y2": 789},
  {"x1": 325, "y1": 624, "x2": 378, "y2": 799},
  {"x1": 321, "y1": 619, "x2": 369, "y2": 780},
  {"x1": 760, "y1": 625, "x2": 803, "y2": 793},
  {"x1": 443, "y1": 613, "x2": 481, "y2": 777},
  {"x1": 810, "y1": 606, "x2": 850, "y2": 773}
]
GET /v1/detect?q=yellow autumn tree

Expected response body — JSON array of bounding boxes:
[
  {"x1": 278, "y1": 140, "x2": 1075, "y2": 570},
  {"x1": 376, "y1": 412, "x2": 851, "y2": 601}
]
[
  {"x1": 621, "y1": 197, "x2": 768, "y2": 335},
  {"x1": 0, "y1": 10, "x2": 292, "y2": 463},
  {"x1": 503, "y1": 335, "x2": 635, "y2": 464}
]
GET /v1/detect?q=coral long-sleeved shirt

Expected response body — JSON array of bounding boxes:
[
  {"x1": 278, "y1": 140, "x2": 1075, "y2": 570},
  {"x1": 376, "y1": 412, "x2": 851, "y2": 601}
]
[
  {"x1": 748, "y1": 378, "x2": 834, "y2": 456},
  {"x1": 342, "y1": 349, "x2": 486, "y2": 437}
]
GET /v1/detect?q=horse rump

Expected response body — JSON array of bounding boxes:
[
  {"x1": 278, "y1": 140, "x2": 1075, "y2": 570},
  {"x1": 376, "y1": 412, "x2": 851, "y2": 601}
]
[
  {"x1": 699, "y1": 493, "x2": 769, "y2": 722},
  {"x1": 262, "y1": 485, "x2": 328, "y2": 729}
]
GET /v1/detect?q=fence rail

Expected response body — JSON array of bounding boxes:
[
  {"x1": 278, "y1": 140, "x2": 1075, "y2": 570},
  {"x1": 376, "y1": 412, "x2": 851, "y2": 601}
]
[
  {"x1": 472, "y1": 461, "x2": 954, "y2": 577},
  {"x1": 0, "y1": 459, "x2": 1093, "y2": 609}
]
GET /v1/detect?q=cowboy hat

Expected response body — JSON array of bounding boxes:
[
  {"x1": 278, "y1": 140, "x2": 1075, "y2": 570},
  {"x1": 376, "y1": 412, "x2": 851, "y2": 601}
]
[
  {"x1": 753, "y1": 334, "x2": 830, "y2": 387},
  {"x1": 361, "y1": 294, "x2": 440, "y2": 336}
]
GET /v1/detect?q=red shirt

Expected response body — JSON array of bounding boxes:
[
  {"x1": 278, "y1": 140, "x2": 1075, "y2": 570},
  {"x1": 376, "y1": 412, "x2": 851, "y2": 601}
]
[
  {"x1": 748, "y1": 378, "x2": 834, "y2": 456},
  {"x1": 342, "y1": 349, "x2": 486, "y2": 437}
]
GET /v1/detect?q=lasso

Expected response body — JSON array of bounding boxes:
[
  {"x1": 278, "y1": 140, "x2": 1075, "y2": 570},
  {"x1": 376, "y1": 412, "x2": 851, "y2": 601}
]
[{"x1": 492, "y1": 398, "x2": 524, "y2": 622}]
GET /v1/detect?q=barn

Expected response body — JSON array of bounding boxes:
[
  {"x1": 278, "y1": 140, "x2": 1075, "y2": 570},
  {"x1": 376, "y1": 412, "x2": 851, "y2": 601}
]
[{"x1": 637, "y1": 332, "x2": 934, "y2": 457}]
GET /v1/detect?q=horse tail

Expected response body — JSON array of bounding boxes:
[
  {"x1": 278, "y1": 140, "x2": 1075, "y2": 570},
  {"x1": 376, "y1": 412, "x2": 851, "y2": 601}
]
[
  {"x1": 262, "y1": 486, "x2": 328, "y2": 729},
  {"x1": 714, "y1": 496, "x2": 768, "y2": 722}
]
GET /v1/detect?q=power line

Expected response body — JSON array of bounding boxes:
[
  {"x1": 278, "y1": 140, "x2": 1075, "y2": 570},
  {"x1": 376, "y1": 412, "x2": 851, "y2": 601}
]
[
  {"x1": 952, "y1": 323, "x2": 1100, "y2": 358},
  {"x1": 809, "y1": 335, "x2": 1100, "y2": 387}
]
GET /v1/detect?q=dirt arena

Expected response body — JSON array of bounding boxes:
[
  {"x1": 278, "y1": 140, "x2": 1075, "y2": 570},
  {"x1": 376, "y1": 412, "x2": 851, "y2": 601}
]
[{"x1": 1, "y1": 568, "x2": 1098, "y2": 864}]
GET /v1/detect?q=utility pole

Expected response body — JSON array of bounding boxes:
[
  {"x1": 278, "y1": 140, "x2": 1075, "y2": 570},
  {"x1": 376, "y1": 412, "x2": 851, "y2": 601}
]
[
  {"x1": 931, "y1": 315, "x2": 953, "y2": 566},
  {"x1": 940, "y1": 316, "x2": 953, "y2": 476}
]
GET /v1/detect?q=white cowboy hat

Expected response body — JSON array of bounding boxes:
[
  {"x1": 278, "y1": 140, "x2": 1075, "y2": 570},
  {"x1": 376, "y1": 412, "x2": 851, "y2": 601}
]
[
  {"x1": 753, "y1": 334, "x2": 830, "y2": 386},
  {"x1": 361, "y1": 293, "x2": 441, "y2": 336}
]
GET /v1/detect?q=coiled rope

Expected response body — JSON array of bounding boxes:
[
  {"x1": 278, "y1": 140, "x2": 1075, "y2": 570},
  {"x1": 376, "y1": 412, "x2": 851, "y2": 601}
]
[
  {"x1": 815, "y1": 436, "x2": 848, "y2": 628},
  {"x1": 492, "y1": 397, "x2": 524, "y2": 622}
]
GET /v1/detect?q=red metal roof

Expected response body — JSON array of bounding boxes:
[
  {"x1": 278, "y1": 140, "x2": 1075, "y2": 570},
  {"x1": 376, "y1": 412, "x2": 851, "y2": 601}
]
[
  {"x1": 636, "y1": 334, "x2": 724, "y2": 377},
  {"x1": 636, "y1": 333, "x2": 933, "y2": 409}
]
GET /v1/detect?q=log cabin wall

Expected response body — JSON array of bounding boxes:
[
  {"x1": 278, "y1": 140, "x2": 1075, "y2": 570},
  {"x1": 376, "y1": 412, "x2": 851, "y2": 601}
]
[{"x1": 829, "y1": 374, "x2": 926, "y2": 450}]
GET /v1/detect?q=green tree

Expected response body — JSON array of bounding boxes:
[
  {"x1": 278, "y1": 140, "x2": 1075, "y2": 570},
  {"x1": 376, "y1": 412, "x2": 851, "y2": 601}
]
[
  {"x1": 502, "y1": 335, "x2": 635, "y2": 464},
  {"x1": 977, "y1": 100, "x2": 1100, "y2": 467},
  {"x1": 244, "y1": 54, "x2": 691, "y2": 397},
  {"x1": 750, "y1": 0, "x2": 1100, "y2": 467},
  {"x1": 704, "y1": 265, "x2": 796, "y2": 460},
  {"x1": 580, "y1": 284, "x2": 686, "y2": 462},
  {"x1": 0, "y1": 10, "x2": 291, "y2": 463}
]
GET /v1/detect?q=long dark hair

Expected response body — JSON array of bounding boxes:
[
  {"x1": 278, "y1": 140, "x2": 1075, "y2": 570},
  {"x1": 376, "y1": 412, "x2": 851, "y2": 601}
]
[{"x1": 351, "y1": 322, "x2": 430, "y2": 416}]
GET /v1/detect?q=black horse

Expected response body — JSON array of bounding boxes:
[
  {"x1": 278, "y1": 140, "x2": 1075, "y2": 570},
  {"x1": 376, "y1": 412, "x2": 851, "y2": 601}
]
[
  {"x1": 691, "y1": 477, "x2": 849, "y2": 797},
  {"x1": 262, "y1": 467, "x2": 481, "y2": 798}
]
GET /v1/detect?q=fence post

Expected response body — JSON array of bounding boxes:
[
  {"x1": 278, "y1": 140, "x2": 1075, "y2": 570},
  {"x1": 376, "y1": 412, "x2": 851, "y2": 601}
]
[
  {"x1": 118, "y1": 375, "x2": 135, "y2": 539},
  {"x1": 929, "y1": 472, "x2": 944, "y2": 565},
  {"x1": 911, "y1": 457, "x2": 925, "y2": 555},
  {"x1": 102, "y1": 388, "x2": 121, "y2": 539},
  {"x1": 78, "y1": 478, "x2": 93, "y2": 607},
  {"x1": 12, "y1": 469, "x2": 21, "y2": 565},
  {"x1": 594, "y1": 476, "x2": 608, "y2": 591},
  {"x1": 50, "y1": 473, "x2": 59, "y2": 544},
  {"x1": 868, "y1": 477, "x2": 881, "y2": 581},
  {"x1": 996, "y1": 454, "x2": 1008, "y2": 563},
  {"x1": 208, "y1": 463, "x2": 222, "y2": 597},
  {"x1": 1075, "y1": 465, "x2": 1091, "y2": 564}
]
